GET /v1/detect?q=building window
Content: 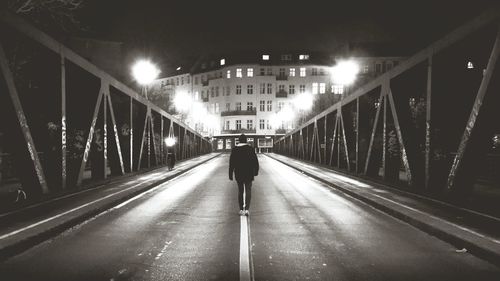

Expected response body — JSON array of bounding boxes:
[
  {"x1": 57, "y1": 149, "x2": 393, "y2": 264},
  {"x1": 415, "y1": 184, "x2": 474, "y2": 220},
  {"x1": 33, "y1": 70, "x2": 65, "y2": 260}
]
[
  {"x1": 226, "y1": 103, "x2": 230, "y2": 111},
  {"x1": 227, "y1": 70, "x2": 231, "y2": 78},
  {"x1": 312, "y1": 68, "x2": 318, "y2": 76},
  {"x1": 194, "y1": 76, "x2": 199, "y2": 85},
  {"x1": 278, "y1": 84, "x2": 285, "y2": 92},
  {"x1": 236, "y1": 120, "x2": 242, "y2": 130},
  {"x1": 236, "y1": 102, "x2": 242, "y2": 111},
  {"x1": 260, "y1": 83, "x2": 266, "y2": 94},
  {"x1": 290, "y1": 68, "x2": 295, "y2": 77},
  {"x1": 187, "y1": 76, "x2": 191, "y2": 84},
  {"x1": 267, "y1": 83, "x2": 273, "y2": 94},
  {"x1": 247, "y1": 84, "x2": 254, "y2": 94},
  {"x1": 299, "y1": 54, "x2": 309, "y2": 60},
  {"x1": 211, "y1": 87, "x2": 215, "y2": 97},
  {"x1": 267, "y1": 100, "x2": 272, "y2": 111},
  {"x1": 266, "y1": 119, "x2": 271, "y2": 129},
  {"x1": 333, "y1": 84, "x2": 344, "y2": 95},
  {"x1": 363, "y1": 64, "x2": 369, "y2": 73},
  {"x1": 259, "y1": 119, "x2": 265, "y2": 129},
  {"x1": 259, "y1": 100, "x2": 265, "y2": 111},
  {"x1": 300, "y1": 67, "x2": 306, "y2": 77},
  {"x1": 279, "y1": 68, "x2": 285, "y2": 77},
  {"x1": 195, "y1": 91, "x2": 199, "y2": 100},
  {"x1": 277, "y1": 101, "x2": 284, "y2": 111},
  {"x1": 375, "y1": 63, "x2": 382, "y2": 73},
  {"x1": 247, "y1": 68, "x2": 254, "y2": 77},
  {"x1": 247, "y1": 102, "x2": 253, "y2": 111},
  {"x1": 247, "y1": 120, "x2": 253, "y2": 130},
  {"x1": 215, "y1": 86, "x2": 219, "y2": 97},
  {"x1": 260, "y1": 68, "x2": 265, "y2": 76},
  {"x1": 226, "y1": 86, "x2": 230, "y2": 96},
  {"x1": 319, "y1": 83, "x2": 326, "y2": 94},
  {"x1": 176, "y1": 78, "x2": 179, "y2": 85},
  {"x1": 312, "y1": 83, "x2": 318, "y2": 94},
  {"x1": 319, "y1": 68, "x2": 325, "y2": 76},
  {"x1": 299, "y1": 84, "x2": 306, "y2": 93},
  {"x1": 236, "y1": 68, "x2": 243, "y2": 77},
  {"x1": 220, "y1": 58, "x2": 225, "y2": 65},
  {"x1": 267, "y1": 68, "x2": 273, "y2": 76},
  {"x1": 262, "y1": 54, "x2": 270, "y2": 60},
  {"x1": 211, "y1": 103, "x2": 215, "y2": 113},
  {"x1": 225, "y1": 120, "x2": 230, "y2": 130},
  {"x1": 181, "y1": 77, "x2": 184, "y2": 85},
  {"x1": 281, "y1": 54, "x2": 292, "y2": 61},
  {"x1": 289, "y1": 85, "x2": 295, "y2": 94},
  {"x1": 215, "y1": 103, "x2": 219, "y2": 113},
  {"x1": 236, "y1": 85, "x2": 242, "y2": 95}
]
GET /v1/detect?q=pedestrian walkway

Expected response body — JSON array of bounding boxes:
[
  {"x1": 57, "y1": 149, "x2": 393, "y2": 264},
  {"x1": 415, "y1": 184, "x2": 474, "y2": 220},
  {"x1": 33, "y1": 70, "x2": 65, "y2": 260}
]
[
  {"x1": 266, "y1": 153, "x2": 500, "y2": 266},
  {"x1": 0, "y1": 153, "x2": 220, "y2": 260}
]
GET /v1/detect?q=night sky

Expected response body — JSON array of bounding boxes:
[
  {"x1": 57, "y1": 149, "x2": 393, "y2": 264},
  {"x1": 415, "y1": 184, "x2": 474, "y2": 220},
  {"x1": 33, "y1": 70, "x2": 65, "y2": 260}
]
[{"x1": 76, "y1": 0, "x2": 497, "y2": 73}]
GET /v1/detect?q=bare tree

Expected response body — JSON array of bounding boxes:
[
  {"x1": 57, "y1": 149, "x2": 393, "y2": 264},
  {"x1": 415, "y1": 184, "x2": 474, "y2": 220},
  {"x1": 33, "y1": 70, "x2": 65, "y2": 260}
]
[{"x1": 8, "y1": 0, "x2": 85, "y2": 32}]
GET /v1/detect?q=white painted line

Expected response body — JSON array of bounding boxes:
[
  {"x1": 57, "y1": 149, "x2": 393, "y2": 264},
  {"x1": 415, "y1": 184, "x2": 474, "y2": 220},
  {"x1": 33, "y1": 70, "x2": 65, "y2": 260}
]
[{"x1": 240, "y1": 215, "x2": 252, "y2": 281}]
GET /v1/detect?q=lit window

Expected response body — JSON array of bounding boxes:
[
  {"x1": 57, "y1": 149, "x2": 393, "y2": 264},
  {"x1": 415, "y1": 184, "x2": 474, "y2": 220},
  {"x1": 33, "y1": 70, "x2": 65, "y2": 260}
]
[
  {"x1": 299, "y1": 54, "x2": 310, "y2": 60},
  {"x1": 262, "y1": 54, "x2": 270, "y2": 60},
  {"x1": 467, "y1": 61, "x2": 474, "y2": 69},
  {"x1": 290, "y1": 68, "x2": 295, "y2": 77},
  {"x1": 226, "y1": 70, "x2": 231, "y2": 78},
  {"x1": 247, "y1": 68, "x2": 254, "y2": 77},
  {"x1": 247, "y1": 85, "x2": 254, "y2": 94},
  {"x1": 319, "y1": 83, "x2": 326, "y2": 94},
  {"x1": 259, "y1": 100, "x2": 265, "y2": 111},
  {"x1": 312, "y1": 83, "x2": 318, "y2": 94},
  {"x1": 300, "y1": 67, "x2": 306, "y2": 77},
  {"x1": 333, "y1": 84, "x2": 344, "y2": 95},
  {"x1": 236, "y1": 68, "x2": 242, "y2": 77},
  {"x1": 236, "y1": 85, "x2": 242, "y2": 95},
  {"x1": 220, "y1": 58, "x2": 225, "y2": 65}
]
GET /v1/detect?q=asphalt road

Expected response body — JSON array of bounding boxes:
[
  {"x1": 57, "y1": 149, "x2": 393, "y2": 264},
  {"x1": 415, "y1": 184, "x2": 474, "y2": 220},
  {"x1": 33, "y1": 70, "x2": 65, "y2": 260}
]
[{"x1": 0, "y1": 155, "x2": 499, "y2": 281}]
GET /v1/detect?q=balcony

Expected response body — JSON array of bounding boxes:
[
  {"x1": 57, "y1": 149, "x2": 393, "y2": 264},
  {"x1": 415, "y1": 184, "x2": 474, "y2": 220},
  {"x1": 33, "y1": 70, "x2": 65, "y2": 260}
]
[
  {"x1": 276, "y1": 90, "x2": 288, "y2": 98},
  {"x1": 221, "y1": 109, "x2": 257, "y2": 116},
  {"x1": 276, "y1": 75, "x2": 288, "y2": 81},
  {"x1": 222, "y1": 129, "x2": 257, "y2": 134}
]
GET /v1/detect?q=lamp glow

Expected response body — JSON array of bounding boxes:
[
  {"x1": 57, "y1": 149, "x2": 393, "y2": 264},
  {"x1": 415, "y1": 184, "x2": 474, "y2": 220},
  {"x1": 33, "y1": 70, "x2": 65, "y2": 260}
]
[
  {"x1": 132, "y1": 60, "x2": 160, "y2": 85},
  {"x1": 164, "y1": 137, "x2": 176, "y2": 147},
  {"x1": 331, "y1": 60, "x2": 359, "y2": 86},
  {"x1": 293, "y1": 92, "x2": 313, "y2": 111},
  {"x1": 173, "y1": 92, "x2": 192, "y2": 112}
]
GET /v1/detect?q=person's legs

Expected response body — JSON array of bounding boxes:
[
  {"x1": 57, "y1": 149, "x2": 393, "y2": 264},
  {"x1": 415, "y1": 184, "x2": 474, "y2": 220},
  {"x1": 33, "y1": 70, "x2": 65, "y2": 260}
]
[
  {"x1": 244, "y1": 181, "x2": 252, "y2": 211},
  {"x1": 237, "y1": 181, "x2": 245, "y2": 211}
]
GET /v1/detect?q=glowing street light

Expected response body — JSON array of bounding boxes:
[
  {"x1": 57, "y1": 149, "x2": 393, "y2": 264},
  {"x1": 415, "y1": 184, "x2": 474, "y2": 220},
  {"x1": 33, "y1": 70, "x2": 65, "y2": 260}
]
[
  {"x1": 173, "y1": 91, "x2": 192, "y2": 113},
  {"x1": 331, "y1": 60, "x2": 359, "y2": 86},
  {"x1": 132, "y1": 59, "x2": 160, "y2": 85},
  {"x1": 293, "y1": 92, "x2": 314, "y2": 111},
  {"x1": 164, "y1": 137, "x2": 176, "y2": 147}
]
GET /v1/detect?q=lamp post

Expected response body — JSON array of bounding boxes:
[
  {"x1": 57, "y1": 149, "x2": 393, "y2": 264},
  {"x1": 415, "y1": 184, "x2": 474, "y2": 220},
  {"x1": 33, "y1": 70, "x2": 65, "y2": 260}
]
[
  {"x1": 331, "y1": 60, "x2": 360, "y2": 97},
  {"x1": 131, "y1": 59, "x2": 160, "y2": 100}
]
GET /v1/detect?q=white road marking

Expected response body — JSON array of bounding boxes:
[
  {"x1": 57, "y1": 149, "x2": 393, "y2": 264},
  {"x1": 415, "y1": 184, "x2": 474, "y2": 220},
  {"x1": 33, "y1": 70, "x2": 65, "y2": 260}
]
[{"x1": 240, "y1": 215, "x2": 252, "y2": 281}]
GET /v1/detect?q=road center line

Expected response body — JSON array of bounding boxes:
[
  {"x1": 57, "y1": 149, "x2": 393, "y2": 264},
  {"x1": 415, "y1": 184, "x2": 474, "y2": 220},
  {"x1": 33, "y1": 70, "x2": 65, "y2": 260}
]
[{"x1": 240, "y1": 215, "x2": 252, "y2": 281}]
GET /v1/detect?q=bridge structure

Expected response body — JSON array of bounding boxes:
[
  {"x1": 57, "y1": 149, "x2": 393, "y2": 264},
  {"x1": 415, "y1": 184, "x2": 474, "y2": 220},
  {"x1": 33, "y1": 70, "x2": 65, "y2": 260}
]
[
  {"x1": 0, "y1": 11, "x2": 212, "y2": 200},
  {"x1": 275, "y1": 7, "x2": 500, "y2": 201}
]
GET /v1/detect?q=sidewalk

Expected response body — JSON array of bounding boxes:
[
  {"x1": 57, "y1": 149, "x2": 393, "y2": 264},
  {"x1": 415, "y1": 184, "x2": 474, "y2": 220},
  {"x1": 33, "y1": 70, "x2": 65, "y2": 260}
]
[
  {"x1": 0, "y1": 153, "x2": 220, "y2": 261},
  {"x1": 265, "y1": 153, "x2": 500, "y2": 267}
]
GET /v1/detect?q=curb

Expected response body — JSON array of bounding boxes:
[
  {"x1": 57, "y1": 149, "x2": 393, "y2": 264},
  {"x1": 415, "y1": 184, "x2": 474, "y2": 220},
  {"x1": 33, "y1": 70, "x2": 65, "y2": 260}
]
[
  {"x1": 264, "y1": 154, "x2": 500, "y2": 267},
  {"x1": 0, "y1": 154, "x2": 220, "y2": 261}
]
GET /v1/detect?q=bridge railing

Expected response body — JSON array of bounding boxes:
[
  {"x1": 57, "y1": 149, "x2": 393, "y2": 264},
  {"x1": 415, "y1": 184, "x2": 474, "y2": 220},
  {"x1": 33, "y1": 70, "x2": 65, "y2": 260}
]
[
  {"x1": 0, "y1": 11, "x2": 212, "y2": 200},
  {"x1": 275, "y1": 5, "x2": 500, "y2": 197}
]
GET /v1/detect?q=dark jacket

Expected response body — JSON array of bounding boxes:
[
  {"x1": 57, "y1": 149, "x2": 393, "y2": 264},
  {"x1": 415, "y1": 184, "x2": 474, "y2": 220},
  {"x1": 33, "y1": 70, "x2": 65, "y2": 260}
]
[{"x1": 229, "y1": 144, "x2": 259, "y2": 182}]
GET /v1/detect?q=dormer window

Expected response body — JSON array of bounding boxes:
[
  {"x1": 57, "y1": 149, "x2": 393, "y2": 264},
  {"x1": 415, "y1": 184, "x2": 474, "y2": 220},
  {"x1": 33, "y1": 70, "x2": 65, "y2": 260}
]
[{"x1": 262, "y1": 54, "x2": 270, "y2": 60}]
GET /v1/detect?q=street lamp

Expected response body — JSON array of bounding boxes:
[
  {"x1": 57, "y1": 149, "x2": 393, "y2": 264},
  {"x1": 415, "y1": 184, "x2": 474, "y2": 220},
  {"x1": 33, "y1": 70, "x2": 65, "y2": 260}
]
[
  {"x1": 131, "y1": 59, "x2": 160, "y2": 99},
  {"x1": 331, "y1": 60, "x2": 359, "y2": 96}
]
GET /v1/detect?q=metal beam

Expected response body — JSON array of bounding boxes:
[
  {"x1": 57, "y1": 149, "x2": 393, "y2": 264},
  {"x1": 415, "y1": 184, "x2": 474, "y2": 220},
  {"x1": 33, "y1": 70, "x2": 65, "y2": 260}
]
[{"x1": 107, "y1": 93, "x2": 125, "y2": 175}]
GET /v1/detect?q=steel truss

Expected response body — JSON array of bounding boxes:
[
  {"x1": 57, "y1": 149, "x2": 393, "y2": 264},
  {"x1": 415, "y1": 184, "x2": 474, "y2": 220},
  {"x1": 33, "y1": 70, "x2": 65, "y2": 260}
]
[
  {"x1": 0, "y1": 11, "x2": 211, "y2": 197},
  {"x1": 275, "y1": 6, "x2": 500, "y2": 196}
]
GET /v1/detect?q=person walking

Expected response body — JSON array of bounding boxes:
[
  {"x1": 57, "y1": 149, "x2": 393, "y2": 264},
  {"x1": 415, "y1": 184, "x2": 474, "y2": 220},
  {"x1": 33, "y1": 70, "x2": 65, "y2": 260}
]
[{"x1": 229, "y1": 134, "x2": 259, "y2": 216}]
